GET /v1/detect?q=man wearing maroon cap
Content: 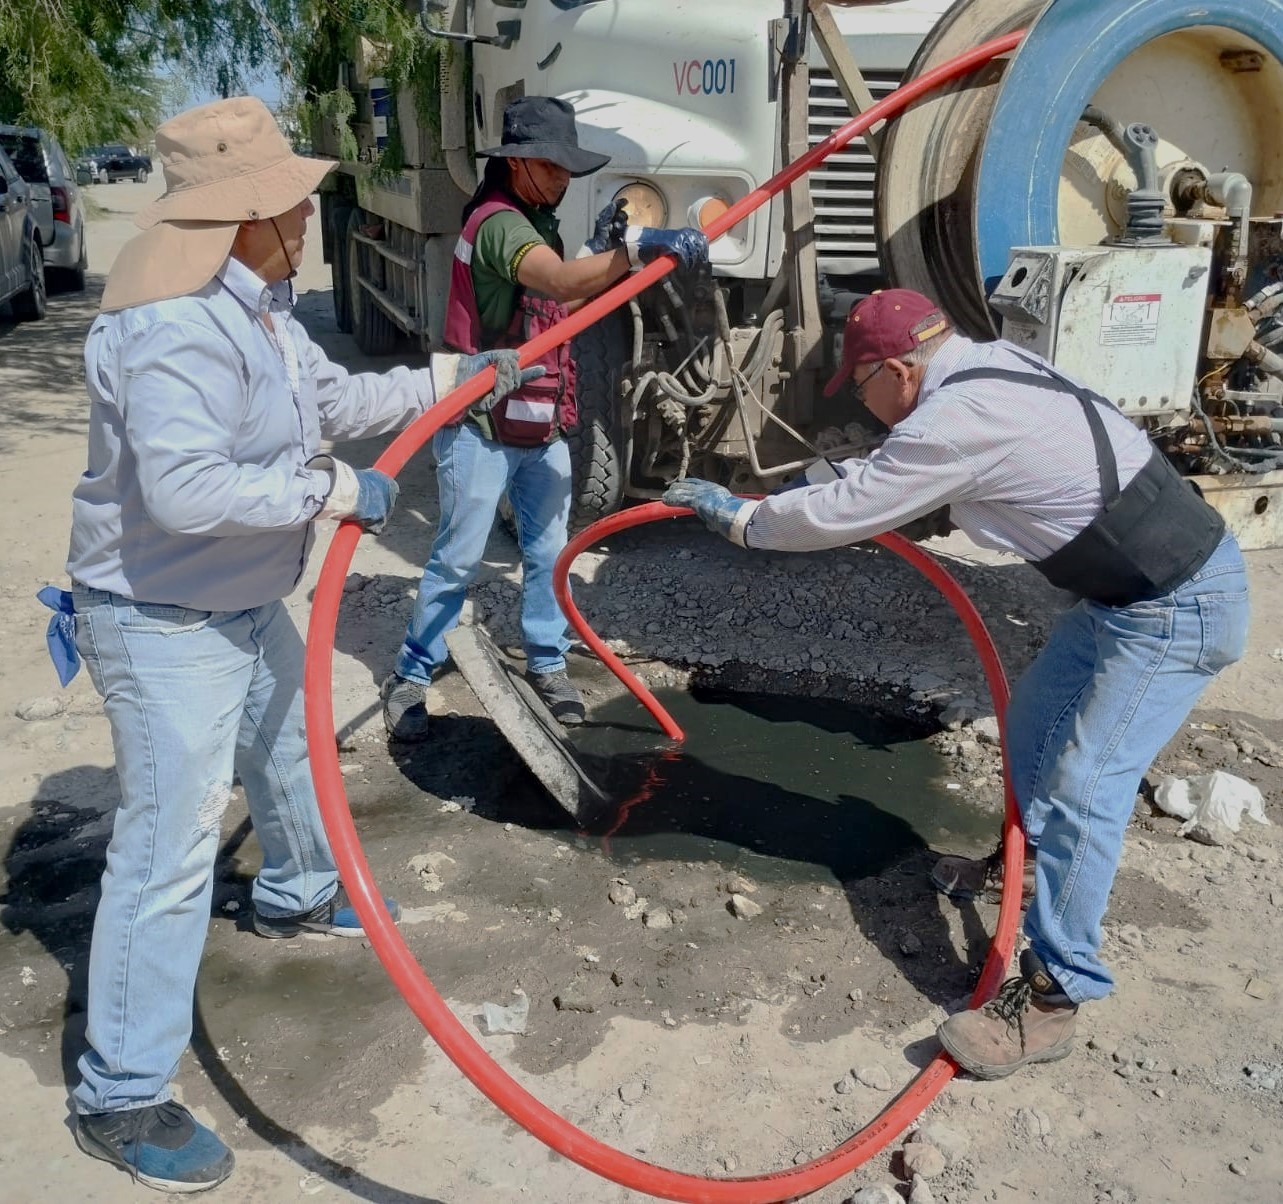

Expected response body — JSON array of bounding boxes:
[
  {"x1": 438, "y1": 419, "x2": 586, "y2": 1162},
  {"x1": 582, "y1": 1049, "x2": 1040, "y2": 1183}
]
[{"x1": 663, "y1": 288, "x2": 1248, "y2": 1080}]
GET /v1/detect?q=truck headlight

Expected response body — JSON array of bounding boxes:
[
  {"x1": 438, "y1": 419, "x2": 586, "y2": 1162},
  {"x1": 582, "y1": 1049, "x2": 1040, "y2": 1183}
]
[
  {"x1": 689, "y1": 194, "x2": 733, "y2": 233},
  {"x1": 613, "y1": 181, "x2": 667, "y2": 228}
]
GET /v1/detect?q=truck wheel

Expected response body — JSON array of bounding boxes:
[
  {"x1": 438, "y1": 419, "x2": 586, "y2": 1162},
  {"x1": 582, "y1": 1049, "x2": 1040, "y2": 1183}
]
[
  {"x1": 11, "y1": 235, "x2": 47, "y2": 321},
  {"x1": 135, "y1": 167, "x2": 148, "y2": 183},
  {"x1": 568, "y1": 313, "x2": 628, "y2": 531},
  {"x1": 346, "y1": 209, "x2": 399, "y2": 355},
  {"x1": 329, "y1": 202, "x2": 353, "y2": 333}
]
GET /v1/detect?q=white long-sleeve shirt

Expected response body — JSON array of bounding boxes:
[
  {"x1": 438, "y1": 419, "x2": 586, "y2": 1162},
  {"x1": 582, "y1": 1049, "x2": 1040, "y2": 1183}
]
[
  {"x1": 68, "y1": 257, "x2": 454, "y2": 610},
  {"x1": 737, "y1": 334, "x2": 1154, "y2": 560}
]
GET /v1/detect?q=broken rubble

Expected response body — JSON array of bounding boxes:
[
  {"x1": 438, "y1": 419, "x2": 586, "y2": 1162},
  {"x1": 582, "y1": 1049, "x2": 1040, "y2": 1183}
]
[{"x1": 902, "y1": 1141, "x2": 946, "y2": 1179}]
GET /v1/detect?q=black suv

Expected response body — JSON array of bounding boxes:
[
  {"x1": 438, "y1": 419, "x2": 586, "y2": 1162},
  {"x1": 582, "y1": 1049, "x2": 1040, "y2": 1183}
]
[{"x1": 79, "y1": 143, "x2": 152, "y2": 184}]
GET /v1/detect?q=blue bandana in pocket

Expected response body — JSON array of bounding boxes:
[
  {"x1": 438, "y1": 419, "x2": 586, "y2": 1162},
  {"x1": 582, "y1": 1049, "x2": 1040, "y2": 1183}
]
[{"x1": 37, "y1": 587, "x2": 81, "y2": 686}]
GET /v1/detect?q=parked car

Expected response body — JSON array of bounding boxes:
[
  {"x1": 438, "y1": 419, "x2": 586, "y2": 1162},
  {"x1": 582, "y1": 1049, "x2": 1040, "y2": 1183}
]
[
  {"x1": 77, "y1": 143, "x2": 151, "y2": 184},
  {"x1": 0, "y1": 145, "x2": 47, "y2": 321},
  {"x1": 0, "y1": 124, "x2": 88, "y2": 291}
]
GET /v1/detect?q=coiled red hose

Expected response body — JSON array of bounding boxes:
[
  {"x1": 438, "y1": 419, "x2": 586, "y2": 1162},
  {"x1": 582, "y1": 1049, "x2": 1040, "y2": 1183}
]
[{"x1": 304, "y1": 31, "x2": 1027, "y2": 1202}]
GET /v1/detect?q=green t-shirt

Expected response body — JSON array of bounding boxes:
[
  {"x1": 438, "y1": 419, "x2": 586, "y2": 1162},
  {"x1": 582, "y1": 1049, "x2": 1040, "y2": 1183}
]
[{"x1": 471, "y1": 203, "x2": 563, "y2": 339}]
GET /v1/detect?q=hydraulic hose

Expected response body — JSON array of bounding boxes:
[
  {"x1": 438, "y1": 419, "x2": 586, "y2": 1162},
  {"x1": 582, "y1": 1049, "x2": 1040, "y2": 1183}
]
[{"x1": 304, "y1": 30, "x2": 1026, "y2": 1203}]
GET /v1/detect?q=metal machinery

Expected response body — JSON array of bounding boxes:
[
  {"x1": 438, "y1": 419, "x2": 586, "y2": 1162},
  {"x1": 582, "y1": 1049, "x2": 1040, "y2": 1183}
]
[{"x1": 313, "y1": 0, "x2": 1283, "y2": 545}]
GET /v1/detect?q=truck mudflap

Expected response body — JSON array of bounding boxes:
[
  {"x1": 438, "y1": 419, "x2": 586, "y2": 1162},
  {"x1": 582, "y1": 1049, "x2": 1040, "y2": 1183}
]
[{"x1": 444, "y1": 625, "x2": 609, "y2": 822}]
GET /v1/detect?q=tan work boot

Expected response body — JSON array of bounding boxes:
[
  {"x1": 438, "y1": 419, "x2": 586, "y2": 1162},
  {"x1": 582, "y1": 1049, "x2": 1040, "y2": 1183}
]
[
  {"x1": 931, "y1": 846, "x2": 1036, "y2": 907},
  {"x1": 937, "y1": 948, "x2": 1078, "y2": 1079}
]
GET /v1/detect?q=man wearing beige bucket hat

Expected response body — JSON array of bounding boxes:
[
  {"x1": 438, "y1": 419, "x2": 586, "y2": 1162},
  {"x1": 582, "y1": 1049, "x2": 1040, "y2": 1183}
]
[{"x1": 42, "y1": 96, "x2": 538, "y2": 1192}]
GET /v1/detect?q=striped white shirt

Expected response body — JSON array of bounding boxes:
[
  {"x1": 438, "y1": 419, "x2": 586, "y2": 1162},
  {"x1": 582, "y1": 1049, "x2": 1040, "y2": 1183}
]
[{"x1": 740, "y1": 334, "x2": 1154, "y2": 560}]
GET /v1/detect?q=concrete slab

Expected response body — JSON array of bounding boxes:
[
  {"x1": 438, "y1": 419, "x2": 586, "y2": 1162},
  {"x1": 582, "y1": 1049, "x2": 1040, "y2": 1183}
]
[{"x1": 444, "y1": 624, "x2": 609, "y2": 822}]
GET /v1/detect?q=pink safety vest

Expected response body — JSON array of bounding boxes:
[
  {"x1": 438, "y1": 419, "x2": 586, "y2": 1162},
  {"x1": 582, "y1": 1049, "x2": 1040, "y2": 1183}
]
[{"x1": 443, "y1": 195, "x2": 578, "y2": 446}]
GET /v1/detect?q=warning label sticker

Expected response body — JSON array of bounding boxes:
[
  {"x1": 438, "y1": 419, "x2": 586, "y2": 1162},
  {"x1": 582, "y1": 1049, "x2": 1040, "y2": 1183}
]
[{"x1": 1100, "y1": 293, "x2": 1162, "y2": 346}]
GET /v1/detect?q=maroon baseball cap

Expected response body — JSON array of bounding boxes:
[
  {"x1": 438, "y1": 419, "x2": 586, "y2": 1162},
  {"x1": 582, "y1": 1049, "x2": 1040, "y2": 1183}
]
[{"x1": 823, "y1": 289, "x2": 951, "y2": 397}]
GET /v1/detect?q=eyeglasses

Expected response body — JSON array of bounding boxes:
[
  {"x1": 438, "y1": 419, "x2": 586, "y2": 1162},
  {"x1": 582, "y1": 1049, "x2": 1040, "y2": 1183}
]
[{"x1": 851, "y1": 361, "x2": 884, "y2": 403}]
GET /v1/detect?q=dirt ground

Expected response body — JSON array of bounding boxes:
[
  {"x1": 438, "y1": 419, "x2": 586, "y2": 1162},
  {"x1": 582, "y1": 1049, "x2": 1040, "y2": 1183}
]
[{"x1": 2, "y1": 176, "x2": 1282, "y2": 1204}]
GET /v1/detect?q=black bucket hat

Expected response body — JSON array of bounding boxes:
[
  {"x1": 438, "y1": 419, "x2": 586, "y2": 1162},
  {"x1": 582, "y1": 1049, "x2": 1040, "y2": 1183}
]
[{"x1": 478, "y1": 96, "x2": 610, "y2": 177}]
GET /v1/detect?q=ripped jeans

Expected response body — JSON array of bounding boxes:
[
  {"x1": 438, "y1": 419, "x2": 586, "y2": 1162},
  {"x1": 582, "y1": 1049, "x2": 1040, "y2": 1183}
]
[{"x1": 70, "y1": 588, "x2": 338, "y2": 1114}]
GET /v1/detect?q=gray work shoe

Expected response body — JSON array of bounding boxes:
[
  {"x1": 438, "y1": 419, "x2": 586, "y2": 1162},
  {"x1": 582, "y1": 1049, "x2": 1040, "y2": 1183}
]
[
  {"x1": 936, "y1": 948, "x2": 1078, "y2": 1079},
  {"x1": 931, "y1": 847, "x2": 1036, "y2": 907},
  {"x1": 380, "y1": 673, "x2": 431, "y2": 742},
  {"x1": 525, "y1": 669, "x2": 585, "y2": 726}
]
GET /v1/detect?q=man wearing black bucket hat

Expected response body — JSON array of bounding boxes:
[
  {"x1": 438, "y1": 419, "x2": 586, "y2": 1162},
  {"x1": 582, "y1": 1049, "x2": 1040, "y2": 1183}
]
[{"x1": 384, "y1": 96, "x2": 710, "y2": 740}]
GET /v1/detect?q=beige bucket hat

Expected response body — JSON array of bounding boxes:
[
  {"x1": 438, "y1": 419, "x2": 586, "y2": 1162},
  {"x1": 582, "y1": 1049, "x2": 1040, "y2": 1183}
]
[{"x1": 101, "y1": 96, "x2": 334, "y2": 312}]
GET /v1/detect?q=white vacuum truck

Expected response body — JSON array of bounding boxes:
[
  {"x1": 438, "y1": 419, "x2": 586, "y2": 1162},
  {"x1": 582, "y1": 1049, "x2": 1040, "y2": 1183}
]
[{"x1": 310, "y1": 0, "x2": 1283, "y2": 547}]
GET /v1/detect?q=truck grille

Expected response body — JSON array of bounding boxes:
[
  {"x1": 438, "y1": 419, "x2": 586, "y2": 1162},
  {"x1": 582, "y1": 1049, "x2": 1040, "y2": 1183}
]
[{"x1": 808, "y1": 68, "x2": 902, "y2": 277}]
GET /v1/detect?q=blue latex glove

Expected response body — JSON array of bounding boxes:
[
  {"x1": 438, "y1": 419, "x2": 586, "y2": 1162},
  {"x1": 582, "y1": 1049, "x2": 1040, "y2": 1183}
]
[
  {"x1": 349, "y1": 469, "x2": 400, "y2": 534},
  {"x1": 662, "y1": 477, "x2": 749, "y2": 541},
  {"x1": 37, "y1": 586, "x2": 81, "y2": 686},
  {"x1": 585, "y1": 198, "x2": 629, "y2": 253},
  {"x1": 454, "y1": 348, "x2": 548, "y2": 413},
  {"x1": 626, "y1": 226, "x2": 710, "y2": 272}
]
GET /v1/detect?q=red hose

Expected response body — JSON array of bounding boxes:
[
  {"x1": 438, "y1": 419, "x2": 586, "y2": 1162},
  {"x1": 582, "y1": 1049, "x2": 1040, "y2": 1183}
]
[{"x1": 304, "y1": 30, "x2": 1027, "y2": 1203}]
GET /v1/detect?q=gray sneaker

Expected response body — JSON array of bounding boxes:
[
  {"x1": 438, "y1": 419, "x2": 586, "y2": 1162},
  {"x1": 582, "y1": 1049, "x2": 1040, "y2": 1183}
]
[
  {"x1": 380, "y1": 673, "x2": 431, "y2": 742},
  {"x1": 931, "y1": 847, "x2": 1036, "y2": 907},
  {"x1": 525, "y1": 669, "x2": 585, "y2": 726}
]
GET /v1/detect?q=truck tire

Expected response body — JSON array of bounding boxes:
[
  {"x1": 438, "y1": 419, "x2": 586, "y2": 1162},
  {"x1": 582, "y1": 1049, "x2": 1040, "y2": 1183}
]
[
  {"x1": 329, "y1": 202, "x2": 353, "y2": 333},
  {"x1": 346, "y1": 209, "x2": 400, "y2": 355},
  {"x1": 11, "y1": 234, "x2": 47, "y2": 321},
  {"x1": 568, "y1": 313, "x2": 628, "y2": 531},
  {"x1": 135, "y1": 167, "x2": 148, "y2": 183}
]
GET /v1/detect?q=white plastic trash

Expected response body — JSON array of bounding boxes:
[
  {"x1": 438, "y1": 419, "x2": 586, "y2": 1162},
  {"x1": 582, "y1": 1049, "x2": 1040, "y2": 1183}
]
[
  {"x1": 1153, "y1": 770, "x2": 1271, "y2": 834},
  {"x1": 481, "y1": 990, "x2": 530, "y2": 1035}
]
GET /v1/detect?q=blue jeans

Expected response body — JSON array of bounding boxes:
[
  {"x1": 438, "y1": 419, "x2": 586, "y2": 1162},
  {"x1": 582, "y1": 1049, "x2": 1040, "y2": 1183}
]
[
  {"x1": 395, "y1": 422, "x2": 573, "y2": 683},
  {"x1": 1006, "y1": 534, "x2": 1249, "y2": 1003},
  {"x1": 70, "y1": 588, "x2": 339, "y2": 1114}
]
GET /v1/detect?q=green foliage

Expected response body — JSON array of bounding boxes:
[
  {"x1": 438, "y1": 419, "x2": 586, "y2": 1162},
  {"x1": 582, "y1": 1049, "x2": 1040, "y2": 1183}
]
[
  {"x1": 0, "y1": 0, "x2": 299, "y2": 150},
  {"x1": 1, "y1": 0, "x2": 450, "y2": 172},
  {"x1": 291, "y1": 0, "x2": 449, "y2": 175}
]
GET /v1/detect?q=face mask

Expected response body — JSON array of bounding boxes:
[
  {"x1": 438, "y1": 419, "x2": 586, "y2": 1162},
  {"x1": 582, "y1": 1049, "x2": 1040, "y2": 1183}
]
[{"x1": 521, "y1": 160, "x2": 566, "y2": 209}]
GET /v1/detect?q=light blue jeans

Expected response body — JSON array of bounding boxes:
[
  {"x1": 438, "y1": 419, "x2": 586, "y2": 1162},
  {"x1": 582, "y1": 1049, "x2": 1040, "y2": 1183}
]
[
  {"x1": 1006, "y1": 534, "x2": 1249, "y2": 1003},
  {"x1": 70, "y1": 587, "x2": 338, "y2": 1114},
  {"x1": 395, "y1": 422, "x2": 573, "y2": 683}
]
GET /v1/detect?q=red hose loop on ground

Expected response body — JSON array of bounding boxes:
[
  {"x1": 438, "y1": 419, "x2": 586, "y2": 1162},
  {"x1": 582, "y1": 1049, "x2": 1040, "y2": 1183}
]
[{"x1": 305, "y1": 31, "x2": 1026, "y2": 1202}]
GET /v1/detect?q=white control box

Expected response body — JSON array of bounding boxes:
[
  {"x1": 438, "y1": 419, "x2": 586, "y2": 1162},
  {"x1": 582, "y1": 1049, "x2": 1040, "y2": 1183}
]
[{"x1": 988, "y1": 245, "x2": 1213, "y2": 419}]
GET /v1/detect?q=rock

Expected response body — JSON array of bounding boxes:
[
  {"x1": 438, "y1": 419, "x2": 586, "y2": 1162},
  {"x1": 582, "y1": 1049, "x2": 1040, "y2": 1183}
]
[
  {"x1": 845, "y1": 1185, "x2": 901, "y2": 1204},
  {"x1": 902, "y1": 1142, "x2": 946, "y2": 1179},
  {"x1": 15, "y1": 696, "x2": 66, "y2": 722},
  {"x1": 552, "y1": 991, "x2": 596, "y2": 1014},
  {"x1": 973, "y1": 716, "x2": 1002, "y2": 745},
  {"x1": 1014, "y1": 1107, "x2": 1053, "y2": 1141},
  {"x1": 1230, "y1": 1160, "x2": 1249, "y2": 1177},
  {"x1": 1183, "y1": 819, "x2": 1236, "y2": 848},
  {"x1": 728, "y1": 894, "x2": 763, "y2": 920},
  {"x1": 619, "y1": 1081, "x2": 646, "y2": 1105},
  {"x1": 777, "y1": 605, "x2": 802, "y2": 629},
  {"x1": 898, "y1": 931, "x2": 924, "y2": 957},
  {"x1": 834, "y1": 1074, "x2": 855, "y2": 1095},
  {"x1": 855, "y1": 1064, "x2": 892, "y2": 1091},
  {"x1": 939, "y1": 699, "x2": 980, "y2": 729},
  {"x1": 642, "y1": 908, "x2": 673, "y2": 930},
  {"x1": 726, "y1": 874, "x2": 758, "y2": 894},
  {"x1": 911, "y1": 1123, "x2": 970, "y2": 1165},
  {"x1": 1116, "y1": 925, "x2": 1144, "y2": 951},
  {"x1": 909, "y1": 1180, "x2": 937, "y2": 1204},
  {"x1": 609, "y1": 881, "x2": 638, "y2": 907}
]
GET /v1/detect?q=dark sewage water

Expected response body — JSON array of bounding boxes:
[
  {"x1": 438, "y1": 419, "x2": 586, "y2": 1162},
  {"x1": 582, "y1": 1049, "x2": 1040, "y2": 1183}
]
[{"x1": 565, "y1": 685, "x2": 1000, "y2": 885}]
